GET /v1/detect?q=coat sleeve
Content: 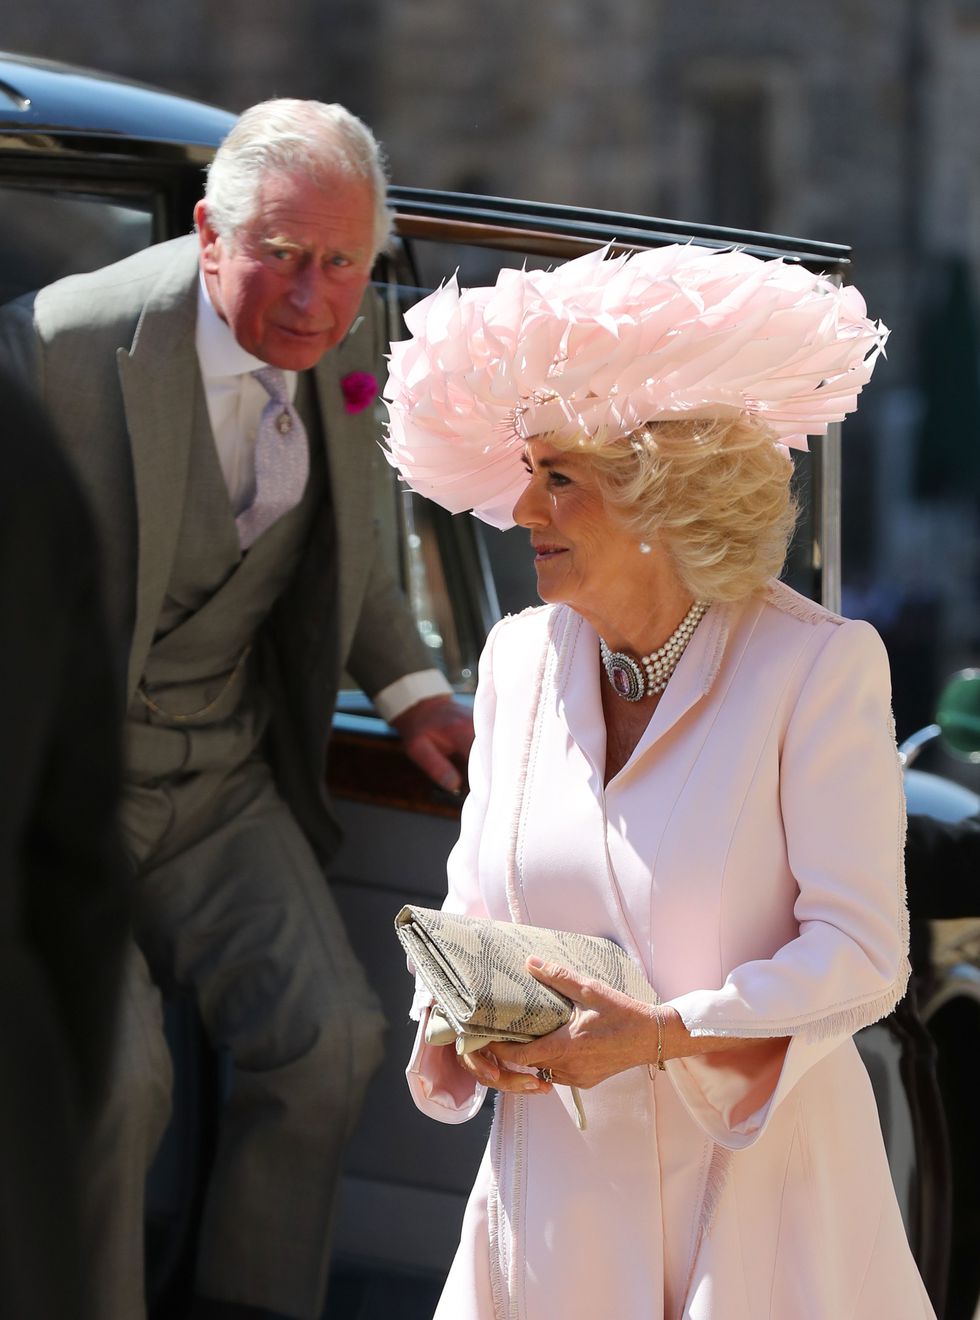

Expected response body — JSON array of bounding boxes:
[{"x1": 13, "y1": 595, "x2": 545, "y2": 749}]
[
  {"x1": 404, "y1": 620, "x2": 504, "y2": 1123},
  {"x1": 663, "y1": 619, "x2": 910, "y2": 1149},
  {"x1": 344, "y1": 536, "x2": 436, "y2": 697}
]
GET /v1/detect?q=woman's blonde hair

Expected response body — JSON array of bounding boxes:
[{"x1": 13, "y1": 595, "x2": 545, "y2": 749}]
[{"x1": 544, "y1": 415, "x2": 798, "y2": 603}]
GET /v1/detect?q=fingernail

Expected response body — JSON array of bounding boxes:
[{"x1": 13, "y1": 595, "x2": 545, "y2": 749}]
[
  {"x1": 527, "y1": 956, "x2": 544, "y2": 969},
  {"x1": 518, "y1": 1078, "x2": 541, "y2": 1091}
]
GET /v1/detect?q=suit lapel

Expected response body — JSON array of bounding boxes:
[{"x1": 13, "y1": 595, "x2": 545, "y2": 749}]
[
  {"x1": 311, "y1": 295, "x2": 381, "y2": 655},
  {"x1": 615, "y1": 596, "x2": 766, "y2": 780},
  {"x1": 622, "y1": 601, "x2": 734, "y2": 765},
  {"x1": 116, "y1": 244, "x2": 201, "y2": 699},
  {"x1": 559, "y1": 598, "x2": 753, "y2": 783}
]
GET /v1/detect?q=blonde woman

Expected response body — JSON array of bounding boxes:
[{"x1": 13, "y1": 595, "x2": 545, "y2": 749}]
[{"x1": 385, "y1": 246, "x2": 934, "y2": 1319}]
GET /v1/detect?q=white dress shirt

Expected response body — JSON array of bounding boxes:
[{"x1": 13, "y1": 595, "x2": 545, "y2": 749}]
[
  {"x1": 195, "y1": 274, "x2": 294, "y2": 516},
  {"x1": 194, "y1": 277, "x2": 451, "y2": 721}
]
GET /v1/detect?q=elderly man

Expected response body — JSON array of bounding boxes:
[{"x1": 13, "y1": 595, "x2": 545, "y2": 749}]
[{"x1": 0, "y1": 100, "x2": 472, "y2": 1320}]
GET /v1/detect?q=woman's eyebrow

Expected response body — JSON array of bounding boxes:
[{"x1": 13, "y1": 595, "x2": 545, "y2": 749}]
[
  {"x1": 534, "y1": 454, "x2": 580, "y2": 470},
  {"x1": 522, "y1": 448, "x2": 583, "y2": 471}
]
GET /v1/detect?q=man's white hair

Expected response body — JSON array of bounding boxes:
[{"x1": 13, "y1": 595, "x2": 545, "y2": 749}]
[{"x1": 203, "y1": 98, "x2": 393, "y2": 256}]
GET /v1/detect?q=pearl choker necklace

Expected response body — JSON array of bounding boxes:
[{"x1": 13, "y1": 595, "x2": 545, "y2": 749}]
[{"x1": 599, "y1": 600, "x2": 709, "y2": 702}]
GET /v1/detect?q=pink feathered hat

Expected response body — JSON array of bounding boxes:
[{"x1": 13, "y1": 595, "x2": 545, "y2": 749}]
[{"x1": 382, "y1": 244, "x2": 887, "y2": 529}]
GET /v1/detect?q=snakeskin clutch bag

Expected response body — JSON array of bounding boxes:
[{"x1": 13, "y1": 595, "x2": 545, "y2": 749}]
[{"x1": 394, "y1": 905, "x2": 658, "y2": 1054}]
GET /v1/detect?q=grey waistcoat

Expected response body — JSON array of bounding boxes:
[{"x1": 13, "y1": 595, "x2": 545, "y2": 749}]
[{"x1": 124, "y1": 374, "x2": 327, "y2": 794}]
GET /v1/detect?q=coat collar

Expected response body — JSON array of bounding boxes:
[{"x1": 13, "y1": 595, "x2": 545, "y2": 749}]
[
  {"x1": 553, "y1": 597, "x2": 747, "y2": 785},
  {"x1": 308, "y1": 291, "x2": 380, "y2": 651},
  {"x1": 117, "y1": 238, "x2": 201, "y2": 699}
]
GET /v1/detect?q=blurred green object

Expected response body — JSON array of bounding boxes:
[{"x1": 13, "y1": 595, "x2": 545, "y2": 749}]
[{"x1": 936, "y1": 669, "x2": 980, "y2": 761}]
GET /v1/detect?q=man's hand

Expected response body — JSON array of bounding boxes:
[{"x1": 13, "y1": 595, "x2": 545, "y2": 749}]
[{"x1": 390, "y1": 695, "x2": 474, "y2": 793}]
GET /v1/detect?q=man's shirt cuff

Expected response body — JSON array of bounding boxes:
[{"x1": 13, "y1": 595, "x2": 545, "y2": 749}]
[{"x1": 373, "y1": 670, "x2": 453, "y2": 722}]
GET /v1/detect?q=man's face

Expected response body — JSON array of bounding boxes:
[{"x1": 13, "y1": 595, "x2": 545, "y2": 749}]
[
  {"x1": 513, "y1": 437, "x2": 658, "y2": 623},
  {"x1": 195, "y1": 170, "x2": 376, "y2": 371}
]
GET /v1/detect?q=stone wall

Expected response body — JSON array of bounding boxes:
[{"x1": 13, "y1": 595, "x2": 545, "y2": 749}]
[{"x1": 7, "y1": 0, "x2": 978, "y2": 283}]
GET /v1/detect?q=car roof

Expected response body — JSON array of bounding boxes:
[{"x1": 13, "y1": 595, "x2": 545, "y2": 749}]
[{"x1": 0, "y1": 50, "x2": 235, "y2": 156}]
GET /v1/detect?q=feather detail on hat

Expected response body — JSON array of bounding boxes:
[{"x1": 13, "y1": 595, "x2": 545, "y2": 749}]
[{"x1": 382, "y1": 244, "x2": 888, "y2": 529}]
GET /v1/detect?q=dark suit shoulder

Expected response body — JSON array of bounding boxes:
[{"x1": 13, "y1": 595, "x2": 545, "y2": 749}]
[{"x1": 0, "y1": 373, "x2": 96, "y2": 582}]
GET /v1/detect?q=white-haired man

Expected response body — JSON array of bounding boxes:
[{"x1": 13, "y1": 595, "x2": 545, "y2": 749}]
[{"x1": 0, "y1": 100, "x2": 472, "y2": 1320}]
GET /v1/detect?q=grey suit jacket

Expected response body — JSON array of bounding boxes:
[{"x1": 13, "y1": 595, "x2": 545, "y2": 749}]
[{"x1": 0, "y1": 235, "x2": 432, "y2": 860}]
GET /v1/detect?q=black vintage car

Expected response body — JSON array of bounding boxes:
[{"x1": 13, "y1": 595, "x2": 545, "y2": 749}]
[{"x1": 3, "y1": 48, "x2": 978, "y2": 1320}]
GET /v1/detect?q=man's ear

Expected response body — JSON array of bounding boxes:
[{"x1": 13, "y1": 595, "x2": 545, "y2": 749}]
[{"x1": 194, "y1": 200, "x2": 221, "y2": 273}]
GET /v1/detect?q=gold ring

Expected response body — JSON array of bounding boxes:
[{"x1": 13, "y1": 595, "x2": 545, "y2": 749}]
[{"x1": 537, "y1": 1067, "x2": 554, "y2": 1084}]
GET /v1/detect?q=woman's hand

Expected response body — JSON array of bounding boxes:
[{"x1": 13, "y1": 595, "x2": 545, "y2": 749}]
[
  {"x1": 455, "y1": 958, "x2": 784, "y2": 1094},
  {"x1": 454, "y1": 1044, "x2": 553, "y2": 1094},
  {"x1": 488, "y1": 957, "x2": 662, "y2": 1089}
]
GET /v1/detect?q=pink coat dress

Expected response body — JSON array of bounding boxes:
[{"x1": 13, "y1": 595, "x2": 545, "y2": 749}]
[{"x1": 406, "y1": 581, "x2": 936, "y2": 1320}]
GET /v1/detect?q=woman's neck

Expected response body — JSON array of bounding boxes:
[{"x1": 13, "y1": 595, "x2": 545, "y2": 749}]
[{"x1": 577, "y1": 568, "x2": 696, "y2": 657}]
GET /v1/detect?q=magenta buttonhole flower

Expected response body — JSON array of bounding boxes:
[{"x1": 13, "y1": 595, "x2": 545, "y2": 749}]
[{"x1": 341, "y1": 371, "x2": 378, "y2": 415}]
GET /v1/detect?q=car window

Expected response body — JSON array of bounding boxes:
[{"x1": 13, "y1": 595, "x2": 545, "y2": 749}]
[
  {"x1": 403, "y1": 235, "x2": 556, "y2": 290},
  {"x1": 0, "y1": 183, "x2": 156, "y2": 303}
]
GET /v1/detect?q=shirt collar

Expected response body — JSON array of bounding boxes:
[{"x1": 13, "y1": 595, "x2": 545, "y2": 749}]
[{"x1": 196, "y1": 271, "x2": 291, "y2": 384}]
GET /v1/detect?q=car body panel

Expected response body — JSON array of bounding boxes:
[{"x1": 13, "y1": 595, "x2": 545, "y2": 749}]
[{"x1": 1, "y1": 51, "x2": 234, "y2": 153}]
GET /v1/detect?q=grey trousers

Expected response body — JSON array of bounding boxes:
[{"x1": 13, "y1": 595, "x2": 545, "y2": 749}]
[{"x1": 86, "y1": 762, "x2": 386, "y2": 1320}]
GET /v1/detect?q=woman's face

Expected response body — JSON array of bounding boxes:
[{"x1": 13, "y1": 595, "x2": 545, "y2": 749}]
[{"x1": 512, "y1": 438, "x2": 650, "y2": 619}]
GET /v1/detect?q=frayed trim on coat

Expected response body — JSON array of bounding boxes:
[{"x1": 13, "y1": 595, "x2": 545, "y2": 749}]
[
  {"x1": 503, "y1": 612, "x2": 556, "y2": 923},
  {"x1": 796, "y1": 971, "x2": 911, "y2": 1041},
  {"x1": 887, "y1": 700, "x2": 912, "y2": 1020},
  {"x1": 487, "y1": 1101, "x2": 508, "y2": 1320},
  {"x1": 681, "y1": 964, "x2": 912, "y2": 1044},
  {"x1": 765, "y1": 579, "x2": 845, "y2": 626},
  {"x1": 676, "y1": 1144, "x2": 736, "y2": 1320},
  {"x1": 700, "y1": 1143, "x2": 734, "y2": 1236}
]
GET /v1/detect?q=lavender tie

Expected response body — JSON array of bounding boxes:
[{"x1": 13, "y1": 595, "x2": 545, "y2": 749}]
[{"x1": 235, "y1": 366, "x2": 310, "y2": 550}]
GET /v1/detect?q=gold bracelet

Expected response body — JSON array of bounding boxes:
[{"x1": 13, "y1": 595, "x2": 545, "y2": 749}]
[{"x1": 654, "y1": 1007, "x2": 666, "y2": 1071}]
